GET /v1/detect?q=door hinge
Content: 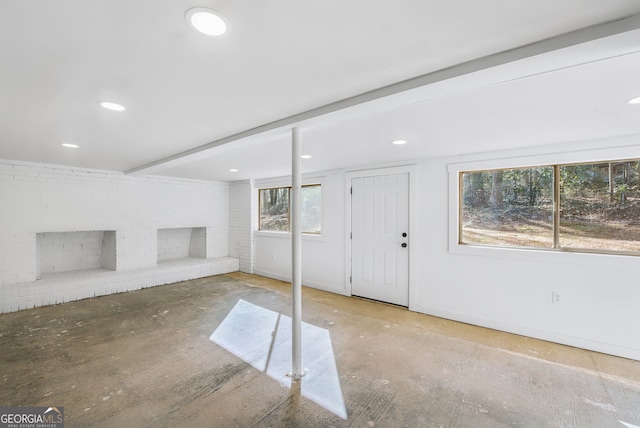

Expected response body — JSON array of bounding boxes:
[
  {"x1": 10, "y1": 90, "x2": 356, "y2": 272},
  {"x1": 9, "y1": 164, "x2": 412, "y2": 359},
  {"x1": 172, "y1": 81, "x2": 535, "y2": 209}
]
[
  {"x1": 350, "y1": 232, "x2": 352, "y2": 239},
  {"x1": 350, "y1": 187, "x2": 352, "y2": 194},
  {"x1": 350, "y1": 276, "x2": 352, "y2": 284}
]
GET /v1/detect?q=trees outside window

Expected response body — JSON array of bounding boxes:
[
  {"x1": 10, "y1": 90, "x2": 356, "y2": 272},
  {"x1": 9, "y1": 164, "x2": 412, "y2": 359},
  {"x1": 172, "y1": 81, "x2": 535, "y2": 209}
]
[
  {"x1": 259, "y1": 187, "x2": 290, "y2": 231},
  {"x1": 461, "y1": 167, "x2": 553, "y2": 248},
  {"x1": 559, "y1": 161, "x2": 640, "y2": 253},
  {"x1": 460, "y1": 159, "x2": 640, "y2": 255},
  {"x1": 259, "y1": 185, "x2": 321, "y2": 234}
]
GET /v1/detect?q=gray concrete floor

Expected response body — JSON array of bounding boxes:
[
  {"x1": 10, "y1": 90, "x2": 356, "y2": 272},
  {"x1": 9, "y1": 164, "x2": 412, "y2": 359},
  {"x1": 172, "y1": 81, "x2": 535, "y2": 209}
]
[{"x1": 1, "y1": 272, "x2": 640, "y2": 427}]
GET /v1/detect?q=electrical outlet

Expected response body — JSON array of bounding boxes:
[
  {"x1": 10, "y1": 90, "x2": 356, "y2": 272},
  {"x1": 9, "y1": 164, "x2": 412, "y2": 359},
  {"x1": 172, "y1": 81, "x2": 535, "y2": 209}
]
[{"x1": 552, "y1": 292, "x2": 563, "y2": 304}]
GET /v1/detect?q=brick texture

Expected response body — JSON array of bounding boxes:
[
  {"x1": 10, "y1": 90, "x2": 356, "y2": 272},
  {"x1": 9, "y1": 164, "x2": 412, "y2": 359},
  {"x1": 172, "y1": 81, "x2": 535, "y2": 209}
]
[
  {"x1": 0, "y1": 160, "x2": 236, "y2": 312},
  {"x1": 228, "y1": 180, "x2": 256, "y2": 273}
]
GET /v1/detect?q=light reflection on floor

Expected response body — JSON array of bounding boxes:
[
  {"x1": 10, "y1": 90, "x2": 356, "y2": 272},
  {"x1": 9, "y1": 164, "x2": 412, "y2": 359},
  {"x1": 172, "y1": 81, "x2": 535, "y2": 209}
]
[{"x1": 210, "y1": 299, "x2": 347, "y2": 419}]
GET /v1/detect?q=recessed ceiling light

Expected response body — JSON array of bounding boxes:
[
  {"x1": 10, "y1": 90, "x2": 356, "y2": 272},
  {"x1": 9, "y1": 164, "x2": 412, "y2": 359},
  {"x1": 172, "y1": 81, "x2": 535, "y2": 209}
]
[
  {"x1": 301, "y1": 155, "x2": 312, "y2": 159},
  {"x1": 627, "y1": 96, "x2": 640, "y2": 105},
  {"x1": 186, "y1": 8, "x2": 229, "y2": 36},
  {"x1": 392, "y1": 140, "x2": 407, "y2": 145},
  {"x1": 61, "y1": 143, "x2": 79, "y2": 148},
  {"x1": 98, "y1": 101, "x2": 125, "y2": 111},
  {"x1": 229, "y1": 168, "x2": 238, "y2": 172}
]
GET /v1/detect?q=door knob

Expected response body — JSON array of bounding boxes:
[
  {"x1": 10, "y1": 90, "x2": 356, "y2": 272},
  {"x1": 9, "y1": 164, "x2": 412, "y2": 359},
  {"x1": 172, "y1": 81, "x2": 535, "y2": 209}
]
[
  {"x1": 401, "y1": 243, "x2": 407, "y2": 248},
  {"x1": 402, "y1": 232, "x2": 407, "y2": 237}
]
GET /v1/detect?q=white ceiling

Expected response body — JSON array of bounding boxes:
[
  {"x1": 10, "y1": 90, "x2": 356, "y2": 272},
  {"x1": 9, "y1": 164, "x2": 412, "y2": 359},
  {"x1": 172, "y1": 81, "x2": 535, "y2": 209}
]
[{"x1": 1, "y1": 1, "x2": 640, "y2": 182}]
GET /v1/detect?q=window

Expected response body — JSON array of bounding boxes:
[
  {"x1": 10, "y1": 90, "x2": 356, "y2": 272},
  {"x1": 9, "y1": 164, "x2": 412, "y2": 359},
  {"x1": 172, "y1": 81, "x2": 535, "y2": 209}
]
[
  {"x1": 460, "y1": 159, "x2": 640, "y2": 255},
  {"x1": 301, "y1": 184, "x2": 321, "y2": 233},
  {"x1": 259, "y1": 187, "x2": 290, "y2": 231},
  {"x1": 259, "y1": 184, "x2": 321, "y2": 234},
  {"x1": 461, "y1": 167, "x2": 554, "y2": 248},
  {"x1": 559, "y1": 161, "x2": 639, "y2": 253}
]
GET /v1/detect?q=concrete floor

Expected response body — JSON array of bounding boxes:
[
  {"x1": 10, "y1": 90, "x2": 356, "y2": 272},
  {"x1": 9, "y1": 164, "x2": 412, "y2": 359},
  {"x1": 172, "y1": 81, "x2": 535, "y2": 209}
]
[{"x1": 1, "y1": 272, "x2": 640, "y2": 427}]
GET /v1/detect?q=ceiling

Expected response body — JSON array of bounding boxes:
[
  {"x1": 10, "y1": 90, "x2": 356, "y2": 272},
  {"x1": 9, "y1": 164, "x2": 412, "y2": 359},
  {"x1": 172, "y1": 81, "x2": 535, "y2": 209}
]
[{"x1": 1, "y1": 1, "x2": 640, "y2": 182}]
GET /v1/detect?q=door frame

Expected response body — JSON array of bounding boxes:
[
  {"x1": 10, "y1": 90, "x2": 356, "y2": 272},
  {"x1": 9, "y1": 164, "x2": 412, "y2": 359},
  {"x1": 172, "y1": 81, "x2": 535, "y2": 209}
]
[{"x1": 345, "y1": 165, "x2": 418, "y2": 309}]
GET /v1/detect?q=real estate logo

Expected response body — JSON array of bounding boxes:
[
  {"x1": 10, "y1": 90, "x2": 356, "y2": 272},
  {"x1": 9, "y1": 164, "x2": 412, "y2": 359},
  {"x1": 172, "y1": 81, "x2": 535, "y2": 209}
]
[{"x1": 0, "y1": 406, "x2": 64, "y2": 428}]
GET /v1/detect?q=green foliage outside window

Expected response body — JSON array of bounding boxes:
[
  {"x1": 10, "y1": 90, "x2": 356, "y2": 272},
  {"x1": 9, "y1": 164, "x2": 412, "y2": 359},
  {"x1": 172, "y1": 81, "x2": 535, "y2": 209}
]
[
  {"x1": 461, "y1": 167, "x2": 554, "y2": 248},
  {"x1": 559, "y1": 161, "x2": 640, "y2": 252},
  {"x1": 461, "y1": 159, "x2": 640, "y2": 255}
]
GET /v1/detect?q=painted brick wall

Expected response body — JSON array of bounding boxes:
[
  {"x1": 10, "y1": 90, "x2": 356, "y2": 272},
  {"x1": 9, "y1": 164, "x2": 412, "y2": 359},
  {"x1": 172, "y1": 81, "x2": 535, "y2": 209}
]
[
  {"x1": 189, "y1": 228, "x2": 207, "y2": 259},
  {"x1": 229, "y1": 180, "x2": 255, "y2": 273},
  {"x1": 37, "y1": 231, "x2": 107, "y2": 274},
  {"x1": 0, "y1": 160, "x2": 231, "y2": 290},
  {"x1": 157, "y1": 228, "x2": 194, "y2": 261}
]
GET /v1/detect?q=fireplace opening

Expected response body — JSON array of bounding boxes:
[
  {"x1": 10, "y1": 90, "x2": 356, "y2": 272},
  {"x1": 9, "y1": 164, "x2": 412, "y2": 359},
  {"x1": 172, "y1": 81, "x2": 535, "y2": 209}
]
[
  {"x1": 157, "y1": 227, "x2": 206, "y2": 262},
  {"x1": 36, "y1": 231, "x2": 116, "y2": 279}
]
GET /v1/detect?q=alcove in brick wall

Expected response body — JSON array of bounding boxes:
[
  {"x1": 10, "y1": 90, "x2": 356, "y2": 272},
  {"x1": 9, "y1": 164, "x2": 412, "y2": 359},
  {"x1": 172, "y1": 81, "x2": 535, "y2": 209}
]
[
  {"x1": 36, "y1": 231, "x2": 116, "y2": 278},
  {"x1": 157, "y1": 227, "x2": 206, "y2": 262}
]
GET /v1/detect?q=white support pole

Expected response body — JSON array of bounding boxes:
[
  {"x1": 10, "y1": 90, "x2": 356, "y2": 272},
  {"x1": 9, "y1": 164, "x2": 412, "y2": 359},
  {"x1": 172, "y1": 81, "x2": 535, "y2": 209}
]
[{"x1": 290, "y1": 126, "x2": 304, "y2": 380}]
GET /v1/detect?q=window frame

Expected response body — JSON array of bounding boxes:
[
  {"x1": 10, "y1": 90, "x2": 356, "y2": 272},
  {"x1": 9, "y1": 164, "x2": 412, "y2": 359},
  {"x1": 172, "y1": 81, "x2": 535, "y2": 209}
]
[
  {"x1": 458, "y1": 164, "x2": 555, "y2": 251},
  {"x1": 257, "y1": 183, "x2": 322, "y2": 235},
  {"x1": 448, "y1": 144, "x2": 640, "y2": 259}
]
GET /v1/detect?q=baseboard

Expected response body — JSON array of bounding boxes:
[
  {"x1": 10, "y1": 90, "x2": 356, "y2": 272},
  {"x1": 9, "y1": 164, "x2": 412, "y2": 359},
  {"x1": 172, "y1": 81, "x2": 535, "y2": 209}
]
[
  {"x1": 253, "y1": 269, "x2": 350, "y2": 297},
  {"x1": 410, "y1": 303, "x2": 640, "y2": 361}
]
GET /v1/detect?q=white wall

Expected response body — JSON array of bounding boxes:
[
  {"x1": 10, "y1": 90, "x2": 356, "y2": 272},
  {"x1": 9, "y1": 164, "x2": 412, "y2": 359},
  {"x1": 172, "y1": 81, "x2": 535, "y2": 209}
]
[
  {"x1": 37, "y1": 231, "x2": 109, "y2": 274},
  {"x1": 157, "y1": 227, "x2": 210, "y2": 262},
  {"x1": 244, "y1": 137, "x2": 640, "y2": 361},
  {"x1": 0, "y1": 160, "x2": 236, "y2": 311},
  {"x1": 253, "y1": 172, "x2": 346, "y2": 295},
  {"x1": 157, "y1": 228, "x2": 193, "y2": 261},
  {"x1": 414, "y1": 137, "x2": 640, "y2": 361},
  {"x1": 229, "y1": 180, "x2": 256, "y2": 273}
]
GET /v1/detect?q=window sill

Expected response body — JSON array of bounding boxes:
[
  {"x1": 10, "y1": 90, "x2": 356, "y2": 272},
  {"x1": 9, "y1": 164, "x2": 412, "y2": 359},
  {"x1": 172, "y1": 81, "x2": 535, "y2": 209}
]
[{"x1": 255, "y1": 230, "x2": 325, "y2": 242}]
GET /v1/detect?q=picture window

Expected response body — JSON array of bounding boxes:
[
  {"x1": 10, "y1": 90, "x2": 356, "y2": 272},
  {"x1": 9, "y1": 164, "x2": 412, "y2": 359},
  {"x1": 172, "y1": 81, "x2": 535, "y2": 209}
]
[{"x1": 460, "y1": 159, "x2": 640, "y2": 255}]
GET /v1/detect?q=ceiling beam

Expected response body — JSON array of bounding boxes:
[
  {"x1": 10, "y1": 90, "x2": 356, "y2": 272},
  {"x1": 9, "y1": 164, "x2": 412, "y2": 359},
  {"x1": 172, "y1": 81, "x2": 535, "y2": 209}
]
[{"x1": 126, "y1": 14, "x2": 640, "y2": 176}]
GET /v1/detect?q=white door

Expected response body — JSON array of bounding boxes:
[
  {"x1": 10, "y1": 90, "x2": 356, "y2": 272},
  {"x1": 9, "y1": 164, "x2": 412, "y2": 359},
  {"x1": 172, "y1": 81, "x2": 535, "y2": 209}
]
[{"x1": 351, "y1": 173, "x2": 409, "y2": 306}]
